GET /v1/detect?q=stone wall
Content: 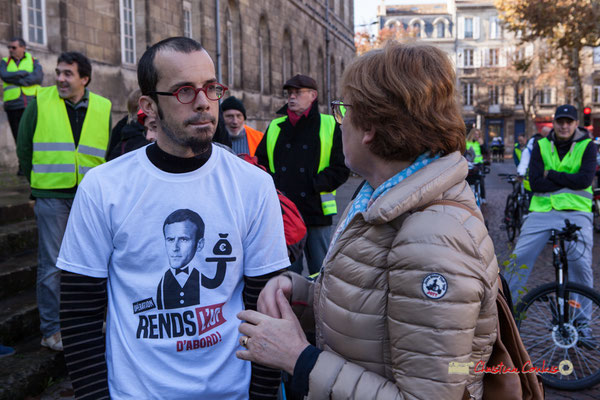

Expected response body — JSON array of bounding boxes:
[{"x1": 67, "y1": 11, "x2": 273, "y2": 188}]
[{"x1": 0, "y1": 0, "x2": 355, "y2": 168}]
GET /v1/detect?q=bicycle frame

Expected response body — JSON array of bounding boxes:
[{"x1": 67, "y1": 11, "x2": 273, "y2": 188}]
[{"x1": 552, "y1": 229, "x2": 570, "y2": 330}]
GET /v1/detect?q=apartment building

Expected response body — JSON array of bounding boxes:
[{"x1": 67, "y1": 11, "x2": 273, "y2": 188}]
[{"x1": 378, "y1": 0, "x2": 600, "y2": 150}]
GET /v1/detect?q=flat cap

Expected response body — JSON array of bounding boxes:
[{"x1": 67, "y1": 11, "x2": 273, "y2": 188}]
[{"x1": 283, "y1": 74, "x2": 318, "y2": 90}]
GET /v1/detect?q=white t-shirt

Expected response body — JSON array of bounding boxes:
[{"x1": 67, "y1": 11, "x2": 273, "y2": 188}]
[{"x1": 57, "y1": 145, "x2": 289, "y2": 400}]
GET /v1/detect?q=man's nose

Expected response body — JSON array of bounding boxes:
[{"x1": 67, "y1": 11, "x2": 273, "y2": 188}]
[{"x1": 193, "y1": 90, "x2": 210, "y2": 110}]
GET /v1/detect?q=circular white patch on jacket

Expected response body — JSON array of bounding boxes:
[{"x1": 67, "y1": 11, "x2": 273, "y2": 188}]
[{"x1": 422, "y1": 273, "x2": 448, "y2": 299}]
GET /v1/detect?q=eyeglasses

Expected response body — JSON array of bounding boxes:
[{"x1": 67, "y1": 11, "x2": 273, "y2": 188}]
[
  {"x1": 7, "y1": 46, "x2": 17, "y2": 50},
  {"x1": 283, "y1": 89, "x2": 313, "y2": 98},
  {"x1": 331, "y1": 100, "x2": 352, "y2": 124},
  {"x1": 151, "y1": 82, "x2": 228, "y2": 103}
]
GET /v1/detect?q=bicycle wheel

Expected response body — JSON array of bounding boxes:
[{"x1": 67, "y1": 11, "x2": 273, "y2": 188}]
[
  {"x1": 594, "y1": 197, "x2": 600, "y2": 233},
  {"x1": 516, "y1": 282, "x2": 600, "y2": 390},
  {"x1": 504, "y1": 195, "x2": 517, "y2": 241},
  {"x1": 470, "y1": 183, "x2": 481, "y2": 208}
]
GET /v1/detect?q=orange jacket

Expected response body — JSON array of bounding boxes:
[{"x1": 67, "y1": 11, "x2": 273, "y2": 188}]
[{"x1": 245, "y1": 125, "x2": 264, "y2": 157}]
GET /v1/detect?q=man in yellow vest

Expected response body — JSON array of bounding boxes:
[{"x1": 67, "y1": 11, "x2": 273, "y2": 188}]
[
  {"x1": 506, "y1": 105, "x2": 596, "y2": 346},
  {"x1": 256, "y1": 74, "x2": 349, "y2": 276},
  {"x1": 16, "y1": 51, "x2": 111, "y2": 352},
  {"x1": 221, "y1": 96, "x2": 263, "y2": 156},
  {"x1": 0, "y1": 37, "x2": 43, "y2": 143}
]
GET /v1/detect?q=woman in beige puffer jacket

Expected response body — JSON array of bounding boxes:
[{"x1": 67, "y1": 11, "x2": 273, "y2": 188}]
[{"x1": 236, "y1": 42, "x2": 498, "y2": 400}]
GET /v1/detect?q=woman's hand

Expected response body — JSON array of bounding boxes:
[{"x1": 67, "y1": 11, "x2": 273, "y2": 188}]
[
  {"x1": 237, "y1": 289, "x2": 310, "y2": 375},
  {"x1": 257, "y1": 275, "x2": 292, "y2": 318}
]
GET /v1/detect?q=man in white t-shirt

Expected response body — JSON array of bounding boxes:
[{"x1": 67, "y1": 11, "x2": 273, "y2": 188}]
[{"x1": 57, "y1": 37, "x2": 289, "y2": 400}]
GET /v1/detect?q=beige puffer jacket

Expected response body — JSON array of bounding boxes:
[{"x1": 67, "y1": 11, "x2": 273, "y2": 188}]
[{"x1": 287, "y1": 152, "x2": 498, "y2": 400}]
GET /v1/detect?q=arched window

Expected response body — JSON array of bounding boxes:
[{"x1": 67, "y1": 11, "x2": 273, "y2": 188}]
[
  {"x1": 436, "y1": 21, "x2": 444, "y2": 38},
  {"x1": 433, "y1": 17, "x2": 448, "y2": 39},
  {"x1": 224, "y1": 1, "x2": 242, "y2": 89},
  {"x1": 302, "y1": 40, "x2": 310, "y2": 75},
  {"x1": 317, "y1": 47, "x2": 324, "y2": 103},
  {"x1": 226, "y1": 8, "x2": 234, "y2": 87},
  {"x1": 330, "y1": 56, "x2": 336, "y2": 99},
  {"x1": 413, "y1": 23, "x2": 421, "y2": 38},
  {"x1": 408, "y1": 18, "x2": 426, "y2": 38},
  {"x1": 282, "y1": 29, "x2": 293, "y2": 83},
  {"x1": 258, "y1": 15, "x2": 271, "y2": 94}
]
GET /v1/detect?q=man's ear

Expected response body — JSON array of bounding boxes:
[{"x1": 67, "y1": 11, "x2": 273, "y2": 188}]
[
  {"x1": 362, "y1": 127, "x2": 376, "y2": 145},
  {"x1": 196, "y1": 238, "x2": 205, "y2": 253},
  {"x1": 139, "y1": 95, "x2": 159, "y2": 119},
  {"x1": 310, "y1": 90, "x2": 318, "y2": 102}
]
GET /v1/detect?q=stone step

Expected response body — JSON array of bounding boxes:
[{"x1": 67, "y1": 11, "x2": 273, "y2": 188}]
[
  {"x1": 0, "y1": 252, "x2": 37, "y2": 299},
  {"x1": 0, "y1": 179, "x2": 33, "y2": 225},
  {"x1": 0, "y1": 199, "x2": 34, "y2": 226},
  {"x1": 0, "y1": 219, "x2": 37, "y2": 261},
  {"x1": 0, "y1": 287, "x2": 39, "y2": 344},
  {"x1": 0, "y1": 335, "x2": 66, "y2": 400}
]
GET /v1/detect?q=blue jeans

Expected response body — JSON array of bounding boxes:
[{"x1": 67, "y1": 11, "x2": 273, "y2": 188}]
[
  {"x1": 34, "y1": 198, "x2": 73, "y2": 337},
  {"x1": 289, "y1": 225, "x2": 332, "y2": 276}
]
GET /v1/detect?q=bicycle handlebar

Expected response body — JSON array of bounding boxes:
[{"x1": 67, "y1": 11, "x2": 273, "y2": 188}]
[{"x1": 556, "y1": 219, "x2": 581, "y2": 242}]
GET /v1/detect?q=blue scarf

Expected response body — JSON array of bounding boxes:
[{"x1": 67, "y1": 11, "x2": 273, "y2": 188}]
[{"x1": 328, "y1": 152, "x2": 440, "y2": 252}]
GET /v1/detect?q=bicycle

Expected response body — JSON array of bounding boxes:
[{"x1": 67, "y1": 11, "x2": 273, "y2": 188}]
[
  {"x1": 499, "y1": 173, "x2": 529, "y2": 242},
  {"x1": 593, "y1": 188, "x2": 600, "y2": 233},
  {"x1": 515, "y1": 219, "x2": 600, "y2": 390},
  {"x1": 466, "y1": 161, "x2": 490, "y2": 208}
]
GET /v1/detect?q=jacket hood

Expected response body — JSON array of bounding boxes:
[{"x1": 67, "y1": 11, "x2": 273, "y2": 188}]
[
  {"x1": 120, "y1": 121, "x2": 146, "y2": 140},
  {"x1": 548, "y1": 126, "x2": 591, "y2": 144},
  {"x1": 364, "y1": 151, "x2": 469, "y2": 224}
]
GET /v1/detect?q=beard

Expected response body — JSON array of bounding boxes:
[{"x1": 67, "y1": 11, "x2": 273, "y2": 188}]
[{"x1": 157, "y1": 105, "x2": 216, "y2": 155}]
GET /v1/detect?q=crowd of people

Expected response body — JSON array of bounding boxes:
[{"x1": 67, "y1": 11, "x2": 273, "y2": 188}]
[{"x1": 2, "y1": 32, "x2": 597, "y2": 399}]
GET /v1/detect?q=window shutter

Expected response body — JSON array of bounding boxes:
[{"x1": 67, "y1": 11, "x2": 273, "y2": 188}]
[
  {"x1": 457, "y1": 47, "x2": 464, "y2": 68},
  {"x1": 499, "y1": 48, "x2": 507, "y2": 67},
  {"x1": 489, "y1": 17, "x2": 495, "y2": 39},
  {"x1": 458, "y1": 16, "x2": 465, "y2": 39},
  {"x1": 473, "y1": 17, "x2": 480, "y2": 39},
  {"x1": 525, "y1": 44, "x2": 534, "y2": 58},
  {"x1": 474, "y1": 48, "x2": 481, "y2": 68}
]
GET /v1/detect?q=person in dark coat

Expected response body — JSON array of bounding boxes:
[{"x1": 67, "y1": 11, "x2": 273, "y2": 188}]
[
  {"x1": 256, "y1": 75, "x2": 350, "y2": 275},
  {"x1": 107, "y1": 89, "x2": 150, "y2": 160}
]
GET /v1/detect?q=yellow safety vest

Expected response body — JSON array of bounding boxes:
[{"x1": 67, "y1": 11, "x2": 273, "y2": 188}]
[
  {"x1": 514, "y1": 144, "x2": 532, "y2": 191},
  {"x1": 466, "y1": 141, "x2": 483, "y2": 163},
  {"x1": 31, "y1": 86, "x2": 111, "y2": 189},
  {"x1": 2, "y1": 52, "x2": 40, "y2": 102},
  {"x1": 529, "y1": 138, "x2": 592, "y2": 213},
  {"x1": 265, "y1": 114, "x2": 338, "y2": 216}
]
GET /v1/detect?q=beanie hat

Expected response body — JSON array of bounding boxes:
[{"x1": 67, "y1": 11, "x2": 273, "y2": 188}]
[{"x1": 221, "y1": 96, "x2": 246, "y2": 120}]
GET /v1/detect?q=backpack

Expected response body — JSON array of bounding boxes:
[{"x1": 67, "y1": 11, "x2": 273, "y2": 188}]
[
  {"x1": 417, "y1": 200, "x2": 544, "y2": 400},
  {"x1": 277, "y1": 189, "x2": 307, "y2": 263},
  {"x1": 237, "y1": 154, "x2": 307, "y2": 262}
]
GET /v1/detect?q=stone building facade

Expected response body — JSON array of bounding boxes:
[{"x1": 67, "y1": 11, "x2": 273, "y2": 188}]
[
  {"x1": 377, "y1": 0, "x2": 600, "y2": 152},
  {"x1": 0, "y1": 0, "x2": 355, "y2": 167}
]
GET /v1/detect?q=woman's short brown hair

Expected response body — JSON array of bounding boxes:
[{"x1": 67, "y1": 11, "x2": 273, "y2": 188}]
[{"x1": 341, "y1": 42, "x2": 466, "y2": 161}]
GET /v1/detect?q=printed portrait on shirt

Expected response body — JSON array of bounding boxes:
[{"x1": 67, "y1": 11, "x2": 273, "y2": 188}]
[{"x1": 156, "y1": 209, "x2": 205, "y2": 310}]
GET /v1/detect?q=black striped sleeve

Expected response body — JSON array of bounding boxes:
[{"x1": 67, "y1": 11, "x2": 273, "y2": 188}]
[
  {"x1": 243, "y1": 269, "x2": 286, "y2": 400},
  {"x1": 60, "y1": 271, "x2": 109, "y2": 400}
]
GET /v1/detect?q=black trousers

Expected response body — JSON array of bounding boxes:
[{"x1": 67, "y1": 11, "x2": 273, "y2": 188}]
[{"x1": 6, "y1": 108, "x2": 25, "y2": 144}]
